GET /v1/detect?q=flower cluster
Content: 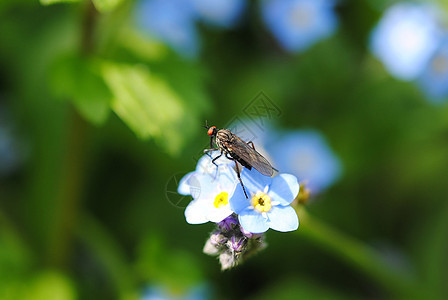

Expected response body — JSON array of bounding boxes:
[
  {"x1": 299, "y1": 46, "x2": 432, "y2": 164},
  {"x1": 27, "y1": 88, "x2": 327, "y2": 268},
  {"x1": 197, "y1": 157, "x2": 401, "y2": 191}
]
[
  {"x1": 178, "y1": 151, "x2": 299, "y2": 269},
  {"x1": 370, "y1": 2, "x2": 448, "y2": 103},
  {"x1": 134, "y1": 0, "x2": 339, "y2": 57}
]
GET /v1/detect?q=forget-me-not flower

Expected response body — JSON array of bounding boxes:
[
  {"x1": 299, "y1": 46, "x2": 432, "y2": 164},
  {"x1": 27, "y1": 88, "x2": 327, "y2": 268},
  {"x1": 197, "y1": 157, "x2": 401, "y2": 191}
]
[
  {"x1": 267, "y1": 130, "x2": 341, "y2": 193},
  {"x1": 370, "y1": 2, "x2": 441, "y2": 80},
  {"x1": 183, "y1": 156, "x2": 238, "y2": 224},
  {"x1": 135, "y1": 0, "x2": 199, "y2": 58},
  {"x1": 261, "y1": 0, "x2": 338, "y2": 52},
  {"x1": 417, "y1": 38, "x2": 448, "y2": 102},
  {"x1": 230, "y1": 168, "x2": 299, "y2": 234},
  {"x1": 192, "y1": 0, "x2": 247, "y2": 28}
]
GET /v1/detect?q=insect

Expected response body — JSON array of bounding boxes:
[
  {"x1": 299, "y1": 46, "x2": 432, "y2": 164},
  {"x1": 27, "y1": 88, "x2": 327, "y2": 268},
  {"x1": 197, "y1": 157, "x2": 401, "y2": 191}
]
[{"x1": 203, "y1": 122, "x2": 277, "y2": 198}]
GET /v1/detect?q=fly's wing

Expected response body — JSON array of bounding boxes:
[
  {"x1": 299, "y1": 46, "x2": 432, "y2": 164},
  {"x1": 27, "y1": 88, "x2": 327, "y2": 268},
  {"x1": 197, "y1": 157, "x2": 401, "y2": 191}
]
[{"x1": 230, "y1": 135, "x2": 275, "y2": 176}]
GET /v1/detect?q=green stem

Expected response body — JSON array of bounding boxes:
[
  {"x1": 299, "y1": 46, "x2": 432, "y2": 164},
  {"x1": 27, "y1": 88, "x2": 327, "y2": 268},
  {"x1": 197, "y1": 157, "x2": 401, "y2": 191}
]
[
  {"x1": 296, "y1": 207, "x2": 416, "y2": 296},
  {"x1": 47, "y1": 110, "x2": 88, "y2": 267}
]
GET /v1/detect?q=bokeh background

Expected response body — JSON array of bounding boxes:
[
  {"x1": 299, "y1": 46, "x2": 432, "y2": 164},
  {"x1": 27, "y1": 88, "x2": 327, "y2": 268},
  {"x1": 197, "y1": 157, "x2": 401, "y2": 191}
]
[{"x1": 1, "y1": 0, "x2": 448, "y2": 299}]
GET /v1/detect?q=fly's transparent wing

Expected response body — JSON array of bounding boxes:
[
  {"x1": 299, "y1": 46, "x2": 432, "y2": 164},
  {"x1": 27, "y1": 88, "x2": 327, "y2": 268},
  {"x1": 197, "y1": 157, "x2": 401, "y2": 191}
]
[{"x1": 230, "y1": 135, "x2": 274, "y2": 176}]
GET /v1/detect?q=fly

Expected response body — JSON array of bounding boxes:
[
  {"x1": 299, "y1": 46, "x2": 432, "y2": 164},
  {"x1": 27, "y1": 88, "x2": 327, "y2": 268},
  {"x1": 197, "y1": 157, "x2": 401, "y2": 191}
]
[{"x1": 203, "y1": 122, "x2": 278, "y2": 198}]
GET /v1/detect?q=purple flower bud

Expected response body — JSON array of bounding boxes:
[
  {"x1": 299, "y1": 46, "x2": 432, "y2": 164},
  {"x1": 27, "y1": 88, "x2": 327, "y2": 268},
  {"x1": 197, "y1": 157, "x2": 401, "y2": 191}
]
[
  {"x1": 227, "y1": 235, "x2": 247, "y2": 253},
  {"x1": 217, "y1": 215, "x2": 239, "y2": 231}
]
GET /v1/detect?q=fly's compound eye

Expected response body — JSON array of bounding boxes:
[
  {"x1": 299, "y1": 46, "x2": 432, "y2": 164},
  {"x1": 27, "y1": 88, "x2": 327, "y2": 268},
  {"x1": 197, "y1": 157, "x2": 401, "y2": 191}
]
[{"x1": 207, "y1": 126, "x2": 216, "y2": 136}]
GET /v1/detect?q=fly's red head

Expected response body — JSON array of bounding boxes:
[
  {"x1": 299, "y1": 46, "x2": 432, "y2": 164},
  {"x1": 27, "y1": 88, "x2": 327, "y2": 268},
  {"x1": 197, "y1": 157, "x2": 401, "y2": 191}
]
[{"x1": 207, "y1": 126, "x2": 217, "y2": 136}]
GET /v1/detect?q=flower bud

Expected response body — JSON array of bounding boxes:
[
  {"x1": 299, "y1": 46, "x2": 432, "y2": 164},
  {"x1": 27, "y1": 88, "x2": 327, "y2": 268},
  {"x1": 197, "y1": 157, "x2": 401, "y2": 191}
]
[
  {"x1": 203, "y1": 231, "x2": 227, "y2": 256},
  {"x1": 227, "y1": 235, "x2": 247, "y2": 253},
  {"x1": 217, "y1": 215, "x2": 239, "y2": 231}
]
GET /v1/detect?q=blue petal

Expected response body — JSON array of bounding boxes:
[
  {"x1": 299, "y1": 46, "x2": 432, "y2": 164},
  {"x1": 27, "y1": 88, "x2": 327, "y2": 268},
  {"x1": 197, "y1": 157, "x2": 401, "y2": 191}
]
[
  {"x1": 206, "y1": 202, "x2": 234, "y2": 223},
  {"x1": 192, "y1": 173, "x2": 216, "y2": 200},
  {"x1": 177, "y1": 171, "x2": 195, "y2": 195},
  {"x1": 185, "y1": 199, "x2": 209, "y2": 224},
  {"x1": 238, "y1": 208, "x2": 270, "y2": 233},
  {"x1": 229, "y1": 183, "x2": 252, "y2": 213},
  {"x1": 267, "y1": 205, "x2": 299, "y2": 232},
  {"x1": 192, "y1": 0, "x2": 246, "y2": 28},
  {"x1": 268, "y1": 173, "x2": 300, "y2": 205},
  {"x1": 135, "y1": 0, "x2": 199, "y2": 58},
  {"x1": 241, "y1": 168, "x2": 272, "y2": 195},
  {"x1": 216, "y1": 166, "x2": 238, "y2": 195}
]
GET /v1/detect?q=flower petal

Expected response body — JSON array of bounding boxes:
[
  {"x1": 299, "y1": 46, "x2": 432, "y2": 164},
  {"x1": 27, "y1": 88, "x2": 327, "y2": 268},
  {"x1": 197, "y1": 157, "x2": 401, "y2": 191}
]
[
  {"x1": 177, "y1": 171, "x2": 195, "y2": 195},
  {"x1": 241, "y1": 168, "x2": 272, "y2": 195},
  {"x1": 268, "y1": 173, "x2": 300, "y2": 205},
  {"x1": 229, "y1": 183, "x2": 251, "y2": 214},
  {"x1": 193, "y1": 173, "x2": 219, "y2": 201},
  {"x1": 267, "y1": 205, "x2": 299, "y2": 232},
  {"x1": 184, "y1": 199, "x2": 209, "y2": 224},
  {"x1": 216, "y1": 167, "x2": 238, "y2": 195},
  {"x1": 238, "y1": 208, "x2": 269, "y2": 234},
  {"x1": 206, "y1": 203, "x2": 234, "y2": 223}
]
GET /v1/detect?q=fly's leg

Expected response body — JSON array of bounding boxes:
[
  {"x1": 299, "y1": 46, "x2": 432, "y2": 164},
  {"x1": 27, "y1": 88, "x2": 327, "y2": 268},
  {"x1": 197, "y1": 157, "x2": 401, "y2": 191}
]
[
  {"x1": 210, "y1": 150, "x2": 225, "y2": 179},
  {"x1": 211, "y1": 151, "x2": 223, "y2": 168},
  {"x1": 204, "y1": 148, "x2": 218, "y2": 159},
  {"x1": 234, "y1": 161, "x2": 248, "y2": 199}
]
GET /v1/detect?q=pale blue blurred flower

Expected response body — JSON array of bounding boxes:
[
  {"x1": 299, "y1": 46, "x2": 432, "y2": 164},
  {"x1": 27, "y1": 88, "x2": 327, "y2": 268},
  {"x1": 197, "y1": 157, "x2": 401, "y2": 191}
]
[
  {"x1": 141, "y1": 284, "x2": 209, "y2": 300},
  {"x1": 370, "y1": 2, "x2": 441, "y2": 80},
  {"x1": 417, "y1": 38, "x2": 448, "y2": 103},
  {"x1": 261, "y1": 0, "x2": 338, "y2": 52},
  {"x1": 135, "y1": 0, "x2": 199, "y2": 58},
  {"x1": 267, "y1": 130, "x2": 341, "y2": 193},
  {"x1": 230, "y1": 168, "x2": 299, "y2": 234},
  {"x1": 192, "y1": 0, "x2": 247, "y2": 28}
]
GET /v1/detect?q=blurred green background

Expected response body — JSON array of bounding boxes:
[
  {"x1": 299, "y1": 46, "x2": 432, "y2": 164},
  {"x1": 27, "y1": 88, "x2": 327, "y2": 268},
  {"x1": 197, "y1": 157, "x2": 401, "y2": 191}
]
[{"x1": 1, "y1": 0, "x2": 448, "y2": 299}]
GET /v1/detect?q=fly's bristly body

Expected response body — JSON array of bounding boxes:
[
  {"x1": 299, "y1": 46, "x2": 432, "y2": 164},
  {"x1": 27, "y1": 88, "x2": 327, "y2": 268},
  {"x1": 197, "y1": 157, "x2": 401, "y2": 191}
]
[{"x1": 203, "y1": 123, "x2": 277, "y2": 198}]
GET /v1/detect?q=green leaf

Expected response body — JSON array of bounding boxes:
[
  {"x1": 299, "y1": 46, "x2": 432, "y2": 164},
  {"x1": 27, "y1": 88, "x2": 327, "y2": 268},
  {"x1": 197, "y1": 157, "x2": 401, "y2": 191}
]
[
  {"x1": 92, "y1": 0, "x2": 125, "y2": 12},
  {"x1": 50, "y1": 54, "x2": 111, "y2": 125},
  {"x1": 101, "y1": 61, "x2": 197, "y2": 155},
  {"x1": 40, "y1": 0, "x2": 80, "y2": 5},
  {"x1": 24, "y1": 271, "x2": 76, "y2": 300}
]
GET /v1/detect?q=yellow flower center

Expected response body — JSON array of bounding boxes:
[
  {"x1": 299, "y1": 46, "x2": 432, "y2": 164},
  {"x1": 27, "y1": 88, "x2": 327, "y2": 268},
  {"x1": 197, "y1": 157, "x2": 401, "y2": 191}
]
[
  {"x1": 252, "y1": 192, "x2": 272, "y2": 213},
  {"x1": 214, "y1": 192, "x2": 229, "y2": 208}
]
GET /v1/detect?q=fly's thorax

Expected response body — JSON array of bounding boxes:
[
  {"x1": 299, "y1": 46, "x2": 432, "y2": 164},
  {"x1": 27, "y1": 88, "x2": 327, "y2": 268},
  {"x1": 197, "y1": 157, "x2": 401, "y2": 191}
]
[{"x1": 216, "y1": 129, "x2": 234, "y2": 151}]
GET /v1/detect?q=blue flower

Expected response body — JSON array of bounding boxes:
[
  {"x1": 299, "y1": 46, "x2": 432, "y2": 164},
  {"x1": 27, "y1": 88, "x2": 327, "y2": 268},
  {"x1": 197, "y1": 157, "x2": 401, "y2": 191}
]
[
  {"x1": 267, "y1": 130, "x2": 341, "y2": 193},
  {"x1": 261, "y1": 0, "x2": 338, "y2": 52},
  {"x1": 192, "y1": 0, "x2": 247, "y2": 28},
  {"x1": 229, "y1": 168, "x2": 299, "y2": 234},
  {"x1": 135, "y1": 0, "x2": 199, "y2": 58},
  {"x1": 182, "y1": 152, "x2": 238, "y2": 224},
  {"x1": 370, "y1": 2, "x2": 441, "y2": 80},
  {"x1": 417, "y1": 38, "x2": 448, "y2": 103}
]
